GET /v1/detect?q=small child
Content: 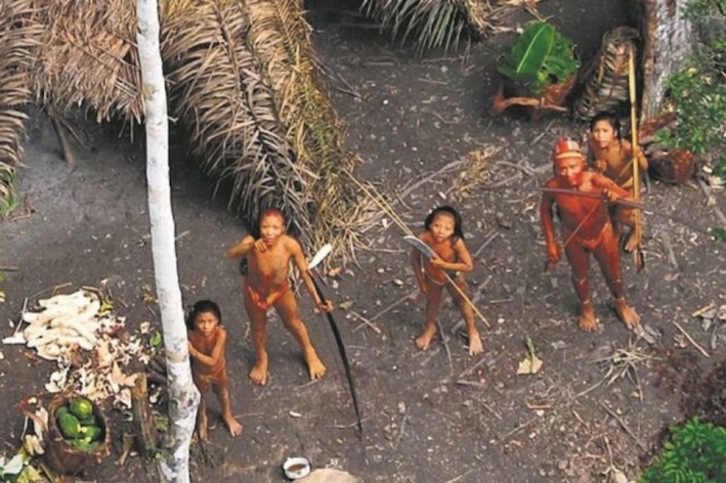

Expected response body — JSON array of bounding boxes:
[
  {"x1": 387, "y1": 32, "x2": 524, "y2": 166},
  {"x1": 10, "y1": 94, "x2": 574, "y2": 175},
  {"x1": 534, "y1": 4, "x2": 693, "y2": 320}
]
[
  {"x1": 587, "y1": 111, "x2": 649, "y2": 252},
  {"x1": 227, "y1": 208, "x2": 332, "y2": 386},
  {"x1": 187, "y1": 299, "x2": 243, "y2": 440},
  {"x1": 410, "y1": 206, "x2": 483, "y2": 356}
]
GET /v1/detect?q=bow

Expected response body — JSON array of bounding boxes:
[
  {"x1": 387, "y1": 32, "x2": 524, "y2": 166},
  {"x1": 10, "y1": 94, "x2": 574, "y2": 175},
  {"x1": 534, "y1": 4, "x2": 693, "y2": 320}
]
[
  {"x1": 628, "y1": 46, "x2": 645, "y2": 271},
  {"x1": 308, "y1": 245, "x2": 363, "y2": 435}
]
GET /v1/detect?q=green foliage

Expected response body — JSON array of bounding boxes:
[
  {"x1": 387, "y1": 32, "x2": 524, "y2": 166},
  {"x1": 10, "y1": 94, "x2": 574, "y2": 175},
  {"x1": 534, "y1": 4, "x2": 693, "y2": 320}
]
[
  {"x1": 711, "y1": 226, "x2": 726, "y2": 241},
  {"x1": 0, "y1": 174, "x2": 19, "y2": 219},
  {"x1": 497, "y1": 21, "x2": 580, "y2": 94},
  {"x1": 656, "y1": 1, "x2": 726, "y2": 156},
  {"x1": 639, "y1": 418, "x2": 726, "y2": 483}
]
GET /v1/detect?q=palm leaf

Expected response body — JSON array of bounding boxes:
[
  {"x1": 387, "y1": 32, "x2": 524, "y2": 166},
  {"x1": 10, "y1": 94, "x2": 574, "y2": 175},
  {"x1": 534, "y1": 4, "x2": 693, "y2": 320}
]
[
  {"x1": 0, "y1": 0, "x2": 43, "y2": 210},
  {"x1": 498, "y1": 21, "x2": 555, "y2": 83},
  {"x1": 28, "y1": 0, "x2": 143, "y2": 124},
  {"x1": 361, "y1": 0, "x2": 490, "y2": 53},
  {"x1": 163, "y1": 0, "x2": 309, "y2": 237}
]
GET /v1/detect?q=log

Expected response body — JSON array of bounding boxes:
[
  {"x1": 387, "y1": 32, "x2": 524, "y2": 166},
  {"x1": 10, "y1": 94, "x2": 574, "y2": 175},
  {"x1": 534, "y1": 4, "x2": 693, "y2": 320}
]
[{"x1": 131, "y1": 372, "x2": 159, "y2": 457}]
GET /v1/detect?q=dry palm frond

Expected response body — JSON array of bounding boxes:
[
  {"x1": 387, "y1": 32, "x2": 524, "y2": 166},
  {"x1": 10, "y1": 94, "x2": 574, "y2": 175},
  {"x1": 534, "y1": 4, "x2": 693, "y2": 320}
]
[
  {"x1": 360, "y1": 0, "x2": 492, "y2": 53},
  {"x1": 574, "y1": 27, "x2": 640, "y2": 120},
  {"x1": 0, "y1": 0, "x2": 42, "y2": 210},
  {"x1": 28, "y1": 0, "x2": 143, "y2": 124},
  {"x1": 240, "y1": 0, "x2": 367, "y2": 260},
  {"x1": 452, "y1": 146, "x2": 499, "y2": 200},
  {"x1": 162, "y1": 0, "x2": 310, "y2": 238}
]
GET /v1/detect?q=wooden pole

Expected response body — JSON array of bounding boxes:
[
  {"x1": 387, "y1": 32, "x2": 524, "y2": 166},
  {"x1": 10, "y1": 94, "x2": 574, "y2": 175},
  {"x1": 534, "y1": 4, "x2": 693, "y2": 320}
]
[{"x1": 628, "y1": 47, "x2": 645, "y2": 272}]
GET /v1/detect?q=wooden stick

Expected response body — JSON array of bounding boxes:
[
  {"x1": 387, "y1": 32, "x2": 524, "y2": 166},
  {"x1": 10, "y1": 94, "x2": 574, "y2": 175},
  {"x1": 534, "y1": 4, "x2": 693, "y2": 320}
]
[
  {"x1": 629, "y1": 47, "x2": 645, "y2": 272},
  {"x1": 599, "y1": 402, "x2": 648, "y2": 451},
  {"x1": 349, "y1": 310, "x2": 382, "y2": 334},
  {"x1": 673, "y1": 321, "x2": 710, "y2": 357},
  {"x1": 369, "y1": 290, "x2": 417, "y2": 322}
]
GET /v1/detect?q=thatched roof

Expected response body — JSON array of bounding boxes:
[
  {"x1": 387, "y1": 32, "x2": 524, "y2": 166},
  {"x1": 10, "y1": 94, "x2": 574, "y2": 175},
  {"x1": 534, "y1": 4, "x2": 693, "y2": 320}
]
[
  {"x1": 0, "y1": 0, "x2": 43, "y2": 208},
  {"x1": 29, "y1": 0, "x2": 144, "y2": 123},
  {"x1": 0, "y1": 0, "x2": 366, "y2": 258}
]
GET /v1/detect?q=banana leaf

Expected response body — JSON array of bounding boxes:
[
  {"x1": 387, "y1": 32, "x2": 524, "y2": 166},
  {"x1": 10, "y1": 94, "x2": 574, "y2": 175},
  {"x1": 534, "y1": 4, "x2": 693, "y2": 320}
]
[
  {"x1": 497, "y1": 22, "x2": 555, "y2": 90},
  {"x1": 497, "y1": 21, "x2": 579, "y2": 94}
]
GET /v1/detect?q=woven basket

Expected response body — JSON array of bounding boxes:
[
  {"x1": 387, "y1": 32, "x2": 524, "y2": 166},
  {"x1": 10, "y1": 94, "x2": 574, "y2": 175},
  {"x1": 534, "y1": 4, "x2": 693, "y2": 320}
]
[
  {"x1": 45, "y1": 393, "x2": 111, "y2": 475},
  {"x1": 493, "y1": 73, "x2": 577, "y2": 119}
]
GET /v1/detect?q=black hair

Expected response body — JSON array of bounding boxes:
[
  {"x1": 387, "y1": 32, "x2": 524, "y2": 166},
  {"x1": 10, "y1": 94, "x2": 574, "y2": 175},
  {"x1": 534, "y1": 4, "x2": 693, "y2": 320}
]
[
  {"x1": 424, "y1": 205, "x2": 465, "y2": 240},
  {"x1": 590, "y1": 112, "x2": 622, "y2": 141},
  {"x1": 186, "y1": 299, "x2": 222, "y2": 331}
]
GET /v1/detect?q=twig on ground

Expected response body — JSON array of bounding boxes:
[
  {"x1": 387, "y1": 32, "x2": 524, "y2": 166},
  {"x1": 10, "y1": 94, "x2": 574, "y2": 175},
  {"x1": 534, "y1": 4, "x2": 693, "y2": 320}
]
[
  {"x1": 458, "y1": 356, "x2": 489, "y2": 379},
  {"x1": 455, "y1": 380, "x2": 486, "y2": 389},
  {"x1": 599, "y1": 402, "x2": 648, "y2": 451},
  {"x1": 673, "y1": 321, "x2": 710, "y2": 357},
  {"x1": 498, "y1": 417, "x2": 537, "y2": 441},
  {"x1": 443, "y1": 469, "x2": 475, "y2": 483},
  {"x1": 473, "y1": 230, "x2": 499, "y2": 259},
  {"x1": 349, "y1": 310, "x2": 382, "y2": 334},
  {"x1": 392, "y1": 408, "x2": 408, "y2": 451},
  {"x1": 658, "y1": 229, "x2": 679, "y2": 269},
  {"x1": 691, "y1": 302, "x2": 716, "y2": 318},
  {"x1": 0, "y1": 266, "x2": 19, "y2": 271},
  {"x1": 475, "y1": 397, "x2": 503, "y2": 420},
  {"x1": 370, "y1": 290, "x2": 417, "y2": 321},
  {"x1": 397, "y1": 160, "x2": 464, "y2": 201},
  {"x1": 437, "y1": 320, "x2": 453, "y2": 373}
]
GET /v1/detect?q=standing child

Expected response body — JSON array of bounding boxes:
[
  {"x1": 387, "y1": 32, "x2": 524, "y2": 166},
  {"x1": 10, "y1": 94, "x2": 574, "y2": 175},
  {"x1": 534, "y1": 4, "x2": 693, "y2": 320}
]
[
  {"x1": 227, "y1": 208, "x2": 333, "y2": 386},
  {"x1": 587, "y1": 111, "x2": 649, "y2": 252},
  {"x1": 187, "y1": 299, "x2": 243, "y2": 440},
  {"x1": 410, "y1": 206, "x2": 483, "y2": 356}
]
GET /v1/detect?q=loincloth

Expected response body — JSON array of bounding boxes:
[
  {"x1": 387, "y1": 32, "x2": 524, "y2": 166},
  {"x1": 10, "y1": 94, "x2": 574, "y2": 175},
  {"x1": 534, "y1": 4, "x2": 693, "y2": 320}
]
[
  {"x1": 245, "y1": 279, "x2": 290, "y2": 310},
  {"x1": 562, "y1": 221, "x2": 614, "y2": 251}
]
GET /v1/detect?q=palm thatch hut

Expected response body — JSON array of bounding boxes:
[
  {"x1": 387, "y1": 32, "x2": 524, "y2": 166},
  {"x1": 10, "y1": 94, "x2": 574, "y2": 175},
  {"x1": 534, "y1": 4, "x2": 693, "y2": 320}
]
[{"x1": 0, "y1": 0, "x2": 365, "y2": 260}]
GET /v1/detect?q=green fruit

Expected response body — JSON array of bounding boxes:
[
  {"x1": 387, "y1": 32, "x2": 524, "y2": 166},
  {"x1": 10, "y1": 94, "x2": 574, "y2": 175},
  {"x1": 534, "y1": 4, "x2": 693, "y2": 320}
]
[
  {"x1": 69, "y1": 439, "x2": 100, "y2": 452},
  {"x1": 82, "y1": 425, "x2": 102, "y2": 441},
  {"x1": 54, "y1": 405, "x2": 70, "y2": 420},
  {"x1": 69, "y1": 397, "x2": 94, "y2": 419},
  {"x1": 79, "y1": 415, "x2": 98, "y2": 427},
  {"x1": 58, "y1": 412, "x2": 82, "y2": 439}
]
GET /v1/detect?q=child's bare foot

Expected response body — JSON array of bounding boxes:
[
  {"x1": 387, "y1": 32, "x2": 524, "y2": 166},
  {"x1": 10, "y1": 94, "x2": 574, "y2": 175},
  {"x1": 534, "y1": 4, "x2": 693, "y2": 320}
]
[
  {"x1": 615, "y1": 297, "x2": 640, "y2": 329},
  {"x1": 578, "y1": 301, "x2": 598, "y2": 332},
  {"x1": 468, "y1": 331, "x2": 483, "y2": 356},
  {"x1": 415, "y1": 327, "x2": 437, "y2": 351},
  {"x1": 304, "y1": 350, "x2": 326, "y2": 380},
  {"x1": 223, "y1": 414, "x2": 243, "y2": 437},
  {"x1": 249, "y1": 361, "x2": 268, "y2": 385}
]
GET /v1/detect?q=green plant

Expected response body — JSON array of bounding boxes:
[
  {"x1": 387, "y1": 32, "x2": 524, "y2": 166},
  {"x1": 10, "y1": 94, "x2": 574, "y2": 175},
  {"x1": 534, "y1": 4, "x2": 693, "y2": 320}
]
[
  {"x1": 639, "y1": 417, "x2": 726, "y2": 482},
  {"x1": 655, "y1": 0, "x2": 726, "y2": 155},
  {"x1": 497, "y1": 21, "x2": 580, "y2": 94}
]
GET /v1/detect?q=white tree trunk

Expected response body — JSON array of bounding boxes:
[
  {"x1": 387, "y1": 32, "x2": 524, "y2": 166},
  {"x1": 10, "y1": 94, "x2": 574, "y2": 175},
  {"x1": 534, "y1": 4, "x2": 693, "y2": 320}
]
[
  {"x1": 638, "y1": 0, "x2": 694, "y2": 118},
  {"x1": 136, "y1": 1, "x2": 200, "y2": 481}
]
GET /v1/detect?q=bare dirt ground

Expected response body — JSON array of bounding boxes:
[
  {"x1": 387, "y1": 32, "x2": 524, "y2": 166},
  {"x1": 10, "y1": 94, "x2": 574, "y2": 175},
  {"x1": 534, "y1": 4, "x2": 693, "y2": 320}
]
[{"x1": 1, "y1": 1, "x2": 725, "y2": 482}]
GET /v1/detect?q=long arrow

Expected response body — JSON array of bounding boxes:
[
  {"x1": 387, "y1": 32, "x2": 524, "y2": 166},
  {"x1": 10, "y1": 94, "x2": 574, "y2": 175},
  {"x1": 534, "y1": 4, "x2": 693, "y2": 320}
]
[
  {"x1": 307, "y1": 245, "x2": 363, "y2": 435},
  {"x1": 540, "y1": 187, "x2": 707, "y2": 234}
]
